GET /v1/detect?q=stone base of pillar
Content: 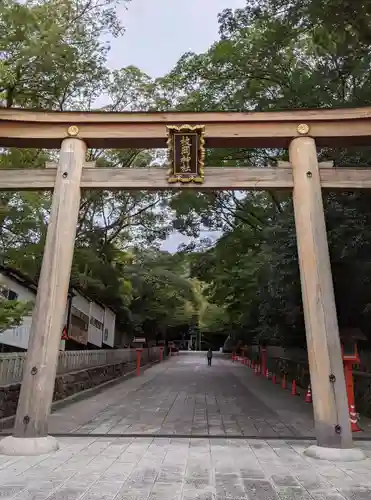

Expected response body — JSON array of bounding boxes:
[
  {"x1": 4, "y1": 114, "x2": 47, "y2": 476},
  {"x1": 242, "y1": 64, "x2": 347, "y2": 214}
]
[
  {"x1": 0, "y1": 435, "x2": 59, "y2": 456},
  {"x1": 304, "y1": 444, "x2": 365, "y2": 462}
]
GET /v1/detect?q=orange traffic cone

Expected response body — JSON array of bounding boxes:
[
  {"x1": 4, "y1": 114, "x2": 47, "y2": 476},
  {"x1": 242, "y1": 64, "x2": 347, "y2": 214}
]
[
  {"x1": 349, "y1": 404, "x2": 361, "y2": 432},
  {"x1": 272, "y1": 373, "x2": 277, "y2": 384},
  {"x1": 305, "y1": 385, "x2": 312, "y2": 403},
  {"x1": 281, "y1": 374, "x2": 287, "y2": 389},
  {"x1": 291, "y1": 380, "x2": 297, "y2": 396}
]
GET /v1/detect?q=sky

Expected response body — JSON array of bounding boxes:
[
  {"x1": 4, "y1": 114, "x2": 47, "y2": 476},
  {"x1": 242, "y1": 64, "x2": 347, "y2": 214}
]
[
  {"x1": 107, "y1": 0, "x2": 247, "y2": 251},
  {"x1": 109, "y1": 0, "x2": 246, "y2": 77}
]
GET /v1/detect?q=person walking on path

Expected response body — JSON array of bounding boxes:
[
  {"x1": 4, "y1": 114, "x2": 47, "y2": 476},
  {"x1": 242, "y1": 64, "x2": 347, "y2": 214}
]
[{"x1": 207, "y1": 348, "x2": 213, "y2": 366}]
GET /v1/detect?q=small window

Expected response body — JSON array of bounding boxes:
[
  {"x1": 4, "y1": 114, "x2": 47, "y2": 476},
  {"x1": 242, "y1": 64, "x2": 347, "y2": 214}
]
[
  {"x1": 8, "y1": 290, "x2": 18, "y2": 300},
  {"x1": 90, "y1": 316, "x2": 103, "y2": 330},
  {"x1": 0, "y1": 286, "x2": 18, "y2": 300}
]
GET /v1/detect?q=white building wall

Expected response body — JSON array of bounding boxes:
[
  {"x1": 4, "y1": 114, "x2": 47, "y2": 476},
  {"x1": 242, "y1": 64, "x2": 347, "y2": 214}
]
[
  {"x1": 0, "y1": 274, "x2": 35, "y2": 303},
  {"x1": 0, "y1": 273, "x2": 68, "y2": 350},
  {"x1": 0, "y1": 274, "x2": 36, "y2": 350},
  {"x1": 69, "y1": 292, "x2": 90, "y2": 345},
  {"x1": 88, "y1": 302, "x2": 104, "y2": 347},
  {"x1": 0, "y1": 273, "x2": 114, "y2": 352},
  {"x1": 103, "y1": 308, "x2": 116, "y2": 347},
  {"x1": 72, "y1": 293, "x2": 90, "y2": 316}
]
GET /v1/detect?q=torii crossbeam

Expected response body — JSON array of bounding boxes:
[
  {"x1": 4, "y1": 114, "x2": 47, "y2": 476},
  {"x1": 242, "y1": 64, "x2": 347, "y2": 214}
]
[{"x1": 0, "y1": 106, "x2": 369, "y2": 461}]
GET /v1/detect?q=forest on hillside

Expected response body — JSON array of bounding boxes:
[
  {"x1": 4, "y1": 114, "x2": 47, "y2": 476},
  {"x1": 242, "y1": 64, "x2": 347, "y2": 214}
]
[{"x1": 1, "y1": 0, "x2": 371, "y2": 349}]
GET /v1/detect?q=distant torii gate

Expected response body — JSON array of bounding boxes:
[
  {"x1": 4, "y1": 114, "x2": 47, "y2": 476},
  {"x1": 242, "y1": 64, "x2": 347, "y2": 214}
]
[{"x1": 0, "y1": 106, "x2": 369, "y2": 460}]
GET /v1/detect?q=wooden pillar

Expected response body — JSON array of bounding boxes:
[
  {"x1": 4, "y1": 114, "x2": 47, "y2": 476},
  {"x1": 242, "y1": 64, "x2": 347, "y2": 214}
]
[
  {"x1": 13, "y1": 138, "x2": 86, "y2": 439},
  {"x1": 289, "y1": 136, "x2": 352, "y2": 449}
]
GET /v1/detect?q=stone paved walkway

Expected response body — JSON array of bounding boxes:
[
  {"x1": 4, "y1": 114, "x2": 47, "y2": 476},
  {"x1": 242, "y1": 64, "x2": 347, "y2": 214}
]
[
  {"x1": 42, "y1": 353, "x2": 371, "y2": 438},
  {"x1": 2, "y1": 353, "x2": 371, "y2": 499},
  {"x1": 1, "y1": 436, "x2": 371, "y2": 499}
]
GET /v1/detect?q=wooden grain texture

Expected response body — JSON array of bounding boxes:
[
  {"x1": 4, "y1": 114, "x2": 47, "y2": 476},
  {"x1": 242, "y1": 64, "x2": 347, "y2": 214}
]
[
  {"x1": 45, "y1": 161, "x2": 95, "y2": 169},
  {"x1": 290, "y1": 136, "x2": 352, "y2": 449},
  {"x1": 1, "y1": 166, "x2": 371, "y2": 190},
  {"x1": 81, "y1": 167, "x2": 294, "y2": 190},
  {"x1": 1, "y1": 106, "x2": 371, "y2": 148},
  {"x1": 2, "y1": 105, "x2": 371, "y2": 122},
  {"x1": 13, "y1": 138, "x2": 86, "y2": 438},
  {"x1": 277, "y1": 160, "x2": 334, "y2": 168}
]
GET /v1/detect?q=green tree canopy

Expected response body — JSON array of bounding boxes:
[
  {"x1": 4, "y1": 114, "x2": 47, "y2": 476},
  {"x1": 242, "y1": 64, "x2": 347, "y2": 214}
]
[{"x1": 2, "y1": 0, "x2": 371, "y2": 351}]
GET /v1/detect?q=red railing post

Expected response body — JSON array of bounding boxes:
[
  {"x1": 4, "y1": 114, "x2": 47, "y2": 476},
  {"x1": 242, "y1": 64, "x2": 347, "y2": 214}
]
[
  {"x1": 136, "y1": 348, "x2": 142, "y2": 376},
  {"x1": 344, "y1": 360, "x2": 361, "y2": 432}
]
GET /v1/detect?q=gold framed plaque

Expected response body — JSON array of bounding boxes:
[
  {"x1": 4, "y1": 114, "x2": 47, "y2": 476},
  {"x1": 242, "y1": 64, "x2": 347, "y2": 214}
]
[{"x1": 166, "y1": 124, "x2": 205, "y2": 183}]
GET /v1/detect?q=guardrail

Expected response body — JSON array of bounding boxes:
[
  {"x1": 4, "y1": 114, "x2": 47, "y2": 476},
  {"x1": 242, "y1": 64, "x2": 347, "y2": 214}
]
[
  {"x1": 0, "y1": 347, "x2": 161, "y2": 386},
  {"x1": 241, "y1": 350, "x2": 371, "y2": 417}
]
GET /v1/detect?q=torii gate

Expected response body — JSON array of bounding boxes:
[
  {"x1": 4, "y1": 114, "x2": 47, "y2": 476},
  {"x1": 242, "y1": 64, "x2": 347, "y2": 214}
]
[{"x1": 0, "y1": 106, "x2": 369, "y2": 460}]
